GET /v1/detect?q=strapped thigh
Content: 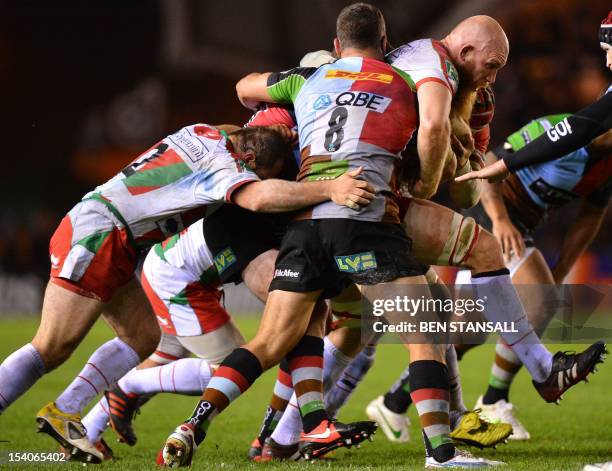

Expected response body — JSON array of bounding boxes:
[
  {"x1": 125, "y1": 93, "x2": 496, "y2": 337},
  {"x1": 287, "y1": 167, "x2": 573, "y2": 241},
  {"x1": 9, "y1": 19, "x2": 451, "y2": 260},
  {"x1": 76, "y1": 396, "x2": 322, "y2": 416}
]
[{"x1": 436, "y1": 214, "x2": 480, "y2": 266}]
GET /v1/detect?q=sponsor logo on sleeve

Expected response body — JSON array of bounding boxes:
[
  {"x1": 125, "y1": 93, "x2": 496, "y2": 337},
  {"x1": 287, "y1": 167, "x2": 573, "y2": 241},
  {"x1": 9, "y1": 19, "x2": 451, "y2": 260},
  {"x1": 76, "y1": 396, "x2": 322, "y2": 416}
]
[
  {"x1": 546, "y1": 118, "x2": 573, "y2": 142},
  {"x1": 214, "y1": 247, "x2": 237, "y2": 274},
  {"x1": 335, "y1": 251, "x2": 377, "y2": 273}
]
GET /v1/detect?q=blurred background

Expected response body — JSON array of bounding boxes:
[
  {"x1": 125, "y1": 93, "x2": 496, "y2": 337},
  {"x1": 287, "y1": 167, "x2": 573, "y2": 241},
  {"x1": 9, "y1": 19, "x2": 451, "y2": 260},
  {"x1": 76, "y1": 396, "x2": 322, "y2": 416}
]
[{"x1": 0, "y1": 0, "x2": 609, "y2": 314}]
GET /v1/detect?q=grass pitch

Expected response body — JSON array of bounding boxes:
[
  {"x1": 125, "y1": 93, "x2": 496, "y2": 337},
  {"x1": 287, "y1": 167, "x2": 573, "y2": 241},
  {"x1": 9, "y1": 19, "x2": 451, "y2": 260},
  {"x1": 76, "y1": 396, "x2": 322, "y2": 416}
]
[{"x1": 0, "y1": 316, "x2": 610, "y2": 470}]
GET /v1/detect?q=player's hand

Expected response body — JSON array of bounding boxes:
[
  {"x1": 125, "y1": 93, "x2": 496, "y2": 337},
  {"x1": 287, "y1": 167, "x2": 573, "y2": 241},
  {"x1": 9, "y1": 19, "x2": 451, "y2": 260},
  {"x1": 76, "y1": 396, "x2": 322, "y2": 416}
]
[
  {"x1": 269, "y1": 124, "x2": 298, "y2": 146},
  {"x1": 330, "y1": 166, "x2": 375, "y2": 210},
  {"x1": 492, "y1": 218, "x2": 525, "y2": 263},
  {"x1": 454, "y1": 159, "x2": 509, "y2": 183}
]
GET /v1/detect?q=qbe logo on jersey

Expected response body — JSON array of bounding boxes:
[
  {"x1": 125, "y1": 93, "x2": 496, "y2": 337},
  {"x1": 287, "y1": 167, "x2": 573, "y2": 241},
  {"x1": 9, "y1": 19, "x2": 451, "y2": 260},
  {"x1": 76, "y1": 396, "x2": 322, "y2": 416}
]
[
  {"x1": 307, "y1": 91, "x2": 392, "y2": 154},
  {"x1": 308, "y1": 91, "x2": 392, "y2": 114}
]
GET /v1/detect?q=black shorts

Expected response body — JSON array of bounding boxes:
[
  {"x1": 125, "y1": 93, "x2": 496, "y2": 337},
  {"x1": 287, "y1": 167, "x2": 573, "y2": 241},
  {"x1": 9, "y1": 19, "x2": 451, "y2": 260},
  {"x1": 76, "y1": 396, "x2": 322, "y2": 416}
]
[
  {"x1": 203, "y1": 205, "x2": 291, "y2": 284},
  {"x1": 269, "y1": 219, "x2": 428, "y2": 299}
]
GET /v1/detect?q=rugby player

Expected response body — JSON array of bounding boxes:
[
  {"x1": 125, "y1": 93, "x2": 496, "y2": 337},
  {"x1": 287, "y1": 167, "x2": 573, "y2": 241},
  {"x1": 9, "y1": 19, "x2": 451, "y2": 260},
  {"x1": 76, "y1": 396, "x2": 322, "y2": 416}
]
[
  {"x1": 251, "y1": 88, "x2": 513, "y2": 461},
  {"x1": 0, "y1": 124, "x2": 371, "y2": 463},
  {"x1": 456, "y1": 12, "x2": 612, "y2": 183},
  {"x1": 80, "y1": 206, "x2": 284, "y2": 460},
  {"x1": 369, "y1": 116, "x2": 611, "y2": 441}
]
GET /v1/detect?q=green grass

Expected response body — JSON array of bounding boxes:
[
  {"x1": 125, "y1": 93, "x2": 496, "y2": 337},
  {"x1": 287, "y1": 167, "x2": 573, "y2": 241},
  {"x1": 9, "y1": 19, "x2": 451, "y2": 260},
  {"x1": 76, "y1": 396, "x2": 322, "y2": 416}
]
[{"x1": 0, "y1": 316, "x2": 610, "y2": 470}]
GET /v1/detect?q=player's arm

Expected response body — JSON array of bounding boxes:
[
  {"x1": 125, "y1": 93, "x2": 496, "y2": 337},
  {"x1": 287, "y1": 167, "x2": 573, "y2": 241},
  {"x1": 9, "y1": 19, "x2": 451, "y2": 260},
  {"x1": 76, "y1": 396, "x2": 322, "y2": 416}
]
[
  {"x1": 456, "y1": 93, "x2": 612, "y2": 182},
  {"x1": 551, "y1": 199, "x2": 608, "y2": 284},
  {"x1": 236, "y1": 73, "x2": 274, "y2": 110},
  {"x1": 237, "y1": 67, "x2": 316, "y2": 111},
  {"x1": 478, "y1": 150, "x2": 525, "y2": 262},
  {"x1": 231, "y1": 167, "x2": 375, "y2": 213},
  {"x1": 411, "y1": 81, "x2": 452, "y2": 199}
]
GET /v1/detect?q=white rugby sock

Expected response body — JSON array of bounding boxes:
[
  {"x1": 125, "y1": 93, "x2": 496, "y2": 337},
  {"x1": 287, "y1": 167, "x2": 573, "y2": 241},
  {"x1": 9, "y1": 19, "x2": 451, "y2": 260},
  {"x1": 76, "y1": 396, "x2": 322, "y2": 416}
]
[
  {"x1": 325, "y1": 344, "x2": 376, "y2": 417},
  {"x1": 56, "y1": 338, "x2": 140, "y2": 414},
  {"x1": 119, "y1": 358, "x2": 212, "y2": 395},
  {"x1": 270, "y1": 395, "x2": 302, "y2": 446},
  {"x1": 0, "y1": 344, "x2": 46, "y2": 412},
  {"x1": 83, "y1": 396, "x2": 110, "y2": 443},
  {"x1": 322, "y1": 336, "x2": 351, "y2": 393},
  {"x1": 471, "y1": 271, "x2": 552, "y2": 383}
]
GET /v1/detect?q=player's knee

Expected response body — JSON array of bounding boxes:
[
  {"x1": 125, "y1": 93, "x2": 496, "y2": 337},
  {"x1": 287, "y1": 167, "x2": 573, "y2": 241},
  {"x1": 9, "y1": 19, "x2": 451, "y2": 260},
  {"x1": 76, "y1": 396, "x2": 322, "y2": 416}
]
[
  {"x1": 119, "y1": 325, "x2": 160, "y2": 360},
  {"x1": 31, "y1": 336, "x2": 79, "y2": 371},
  {"x1": 465, "y1": 229, "x2": 504, "y2": 271},
  {"x1": 248, "y1": 337, "x2": 289, "y2": 370}
]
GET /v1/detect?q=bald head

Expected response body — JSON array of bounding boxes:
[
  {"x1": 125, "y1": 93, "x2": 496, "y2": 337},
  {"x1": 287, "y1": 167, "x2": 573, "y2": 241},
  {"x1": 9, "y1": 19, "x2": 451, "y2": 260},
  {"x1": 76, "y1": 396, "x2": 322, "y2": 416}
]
[{"x1": 442, "y1": 15, "x2": 509, "y2": 89}]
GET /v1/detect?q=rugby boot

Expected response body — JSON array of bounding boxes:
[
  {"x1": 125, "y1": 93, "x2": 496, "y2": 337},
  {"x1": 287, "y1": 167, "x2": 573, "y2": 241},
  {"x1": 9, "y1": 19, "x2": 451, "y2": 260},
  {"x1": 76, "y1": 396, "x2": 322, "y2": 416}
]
[
  {"x1": 450, "y1": 410, "x2": 513, "y2": 448},
  {"x1": 105, "y1": 386, "x2": 139, "y2": 445},
  {"x1": 299, "y1": 418, "x2": 377, "y2": 461},
  {"x1": 425, "y1": 449, "x2": 505, "y2": 468},
  {"x1": 247, "y1": 437, "x2": 263, "y2": 461},
  {"x1": 260, "y1": 437, "x2": 300, "y2": 461},
  {"x1": 36, "y1": 402, "x2": 103, "y2": 464},
  {"x1": 366, "y1": 395, "x2": 410, "y2": 443},
  {"x1": 475, "y1": 396, "x2": 530, "y2": 440},
  {"x1": 62, "y1": 437, "x2": 115, "y2": 462},
  {"x1": 162, "y1": 423, "x2": 198, "y2": 468},
  {"x1": 533, "y1": 342, "x2": 607, "y2": 403}
]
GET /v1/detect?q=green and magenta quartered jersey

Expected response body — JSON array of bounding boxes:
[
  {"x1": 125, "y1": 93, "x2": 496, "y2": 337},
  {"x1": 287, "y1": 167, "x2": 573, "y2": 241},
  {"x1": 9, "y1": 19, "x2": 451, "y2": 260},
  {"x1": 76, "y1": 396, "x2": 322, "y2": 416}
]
[
  {"x1": 504, "y1": 114, "x2": 611, "y2": 212},
  {"x1": 83, "y1": 124, "x2": 260, "y2": 250},
  {"x1": 266, "y1": 56, "x2": 418, "y2": 223}
]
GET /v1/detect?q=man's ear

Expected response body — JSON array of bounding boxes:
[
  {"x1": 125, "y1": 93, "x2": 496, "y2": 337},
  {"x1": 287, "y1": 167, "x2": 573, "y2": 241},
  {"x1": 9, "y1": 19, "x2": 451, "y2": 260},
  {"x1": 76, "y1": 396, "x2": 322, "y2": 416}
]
[
  {"x1": 333, "y1": 38, "x2": 342, "y2": 57},
  {"x1": 381, "y1": 35, "x2": 389, "y2": 54},
  {"x1": 459, "y1": 45, "x2": 473, "y2": 62},
  {"x1": 242, "y1": 151, "x2": 257, "y2": 169}
]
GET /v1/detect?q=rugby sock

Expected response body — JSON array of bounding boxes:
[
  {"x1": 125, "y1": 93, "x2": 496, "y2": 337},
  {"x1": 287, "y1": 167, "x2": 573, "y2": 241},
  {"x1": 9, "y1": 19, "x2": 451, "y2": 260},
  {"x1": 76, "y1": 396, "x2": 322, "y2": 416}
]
[
  {"x1": 118, "y1": 358, "x2": 212, "y2": 396},
  {"x1": 446, "y1": 345, "x2": 466, "y2": 413},
  {"x1": 269, "y1": 338, "x2": 358, "y2": 445},
  {"x1": 287, "y1": 335, "x2": 327, "y2": 433},
  {"x1": 471, "y1": 270, "x2": 553, "y2": 383},
  {"x1": 256, "y1": 359, "x2": 293, "y2": 445},
  {"x1": 270, "y1": 393, "x2": 302, "y2": 446},
  {"x1": 83, "y1": 395, "x2": 110, "y2": 443},
  {"x1": 326, "y1": 344, "x2": 377, "y2": 417},
  {"x1": 482, "y1": 340, "x2": 522, "y2": 404},
  {"x1": 322, "y1": 336, "x2": 352, "y2": 393},
  {"x1": 409, "y1": 360, "x2": 454, "y2": 463},
  {"x1": 383, "y1": 365, "x2": 412, "y2": 414},
  {"x1": 56, "y1": 338, "x2": 140, "y2": 414},
  {"x1": 0, "y1": 343, "x2": 46, "y2": 412},
  {"x1": 188, "y1": 348, "x2": 262, "y2": 444}
]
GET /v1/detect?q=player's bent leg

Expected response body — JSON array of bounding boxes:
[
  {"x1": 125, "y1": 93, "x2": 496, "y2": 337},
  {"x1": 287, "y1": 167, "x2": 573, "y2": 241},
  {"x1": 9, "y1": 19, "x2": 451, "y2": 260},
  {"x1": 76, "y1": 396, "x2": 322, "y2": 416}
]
[
  {"x1": 0, "y1": 281, "x2": 102, "y2": 417},
  {"x1": 404, "y1": 198, "x2": 607, "y2": 401},
  {"x1": 162, "y1": 290, "x2": 319, "y2": 467},
  {"x1": 477, "y1": 248, "x2": 553, "y2": 440},
  {"x1": 31, "y1": 282, "x2": 107, "y2": 463},
  {"x1": 52, "y1": 279, "x2": 156, "y2": 421}
]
